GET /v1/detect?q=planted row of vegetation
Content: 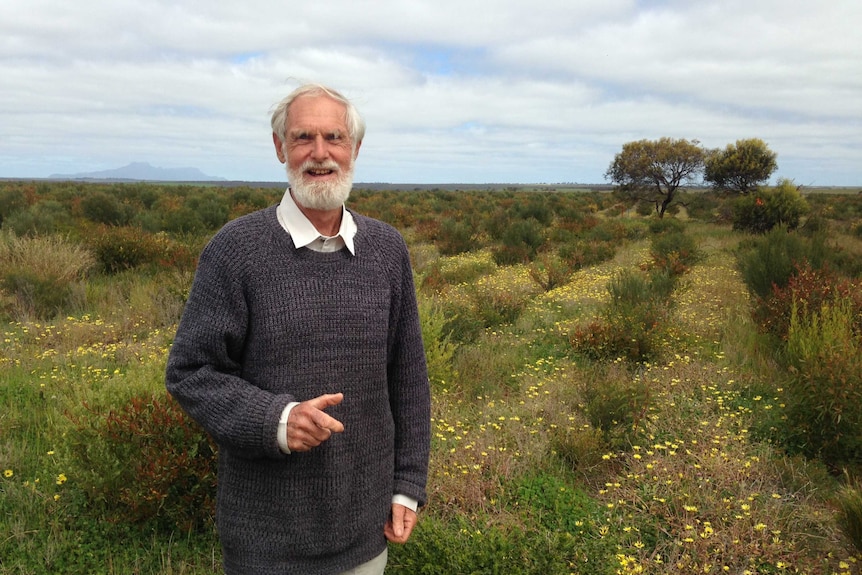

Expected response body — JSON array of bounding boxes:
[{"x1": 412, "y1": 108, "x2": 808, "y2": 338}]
[{"x1": 1, "y1": 180, "x2": 862, "y2": 573}]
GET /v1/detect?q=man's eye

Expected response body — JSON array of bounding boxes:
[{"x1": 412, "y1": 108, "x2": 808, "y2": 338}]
[{"x1": 325, "y1": 133, "x2": 343, "y2": 141}]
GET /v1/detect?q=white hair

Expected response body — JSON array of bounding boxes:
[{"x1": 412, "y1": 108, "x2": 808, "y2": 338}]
[{"x1": 270, "y1": 83, "x2": 365, "y2": 148}]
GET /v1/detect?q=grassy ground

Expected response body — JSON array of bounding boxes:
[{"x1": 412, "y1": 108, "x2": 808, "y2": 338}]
[{"x1": 2, "y1": 221, "x2": 860, "y2": 573}]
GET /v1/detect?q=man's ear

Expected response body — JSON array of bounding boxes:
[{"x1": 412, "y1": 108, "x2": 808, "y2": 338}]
[
  {"x1": 353, "y1": 139, "x2": 362, "y2": 160},
  {"x1": 273, "y1": 133, "x2": 286, "y2": 163}
]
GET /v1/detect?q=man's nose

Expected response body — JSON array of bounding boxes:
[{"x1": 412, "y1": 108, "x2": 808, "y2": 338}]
[{"x1": 310, "y1": 135, "x2": 328, "y2": 160}]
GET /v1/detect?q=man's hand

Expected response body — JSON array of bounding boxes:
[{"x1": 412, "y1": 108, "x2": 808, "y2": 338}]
[
  {"x1": 384, "y1": 503, "x2": 418, "y2": 544},
  {"x1": 286, "y1": 393, "x2": 344, "y2": 452}
]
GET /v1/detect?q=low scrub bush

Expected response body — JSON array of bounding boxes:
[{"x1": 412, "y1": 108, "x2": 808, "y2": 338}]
[
  {"x1": 648, "y1": 217, "x2": 685, "y2": 235},
  {"x1": 86, "y1": 225, "x2": 195, "y2": 273},
  {"x1": 470, "y1": 266, "x2": 540, "y2": 328},
  {"x1": 732, "y1": 179, "x2": 809, "y2": 234},
  {"x1": 580, "y1": 365, "x2": 651, "y2": 449},
  {"x1": 67, "y1": 392, "x2": 218, "y2": 532},
  {"x1": 492, "y1": 218, "x2": 546, "y2": 265},
  {"x1": 3, "y1": 200, "x2": 71, "y2": 235},
  {"x1": 550, "y1": 424, "x2": 607, "y2": 473},
  {"x1": 835, "y1": 478, "x2": 862, "y2": 554},
  {"x1": 436, "y1": 217, "x2": 475, "y2": 256},
  {"x1": 0, "y1": 232, "x2": 94, "y2": 319},
  {"x1": 418, "y1": 295, "x2": 458, "y2": 390},
  {"x1": 683, "y1": 191, "x2": 722, "y2": 222},
  {"x1": 736, "y1": 226, "x2": 825, "y2": 301},
  {"x1": 647, "y1": 230, "x2": 701, "y2": 276},
  {"x1": 528, "y1": 252, "x2": 574, "y2": 291},
  {"x1": 781, "y1": 298, "x2": 862, "y2": 469},
  {"x1": 80, "y1": 190, "x2": 134, "y2": 226},
  {"x1": 753, "y1": 262, "x2": 859, "y2": 339},
  {"x1": 571, "y1": 269, "x2": 674, "y2": 363},
  {"x1": 558, "y1": 239, "x2": 617, "y2": 270},
  {"x1": 420, "y1": 250, "x2": 496, "y2": 292}
]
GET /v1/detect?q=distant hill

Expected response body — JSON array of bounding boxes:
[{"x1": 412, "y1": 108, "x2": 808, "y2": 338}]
[{"x1": 50, "y1": 162, "x2": 226, "y2": 182}]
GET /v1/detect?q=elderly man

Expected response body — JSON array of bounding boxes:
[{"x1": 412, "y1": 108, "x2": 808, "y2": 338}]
[{"x1": 166, "y1": 83, "x2": 431, "y2": 575}]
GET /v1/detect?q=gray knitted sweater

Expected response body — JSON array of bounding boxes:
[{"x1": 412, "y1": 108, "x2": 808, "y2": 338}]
[{"x1": 165, "y1": 205, "x2": 430, "y2": 574}]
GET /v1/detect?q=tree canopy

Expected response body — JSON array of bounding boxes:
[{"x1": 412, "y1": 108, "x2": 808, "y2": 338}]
[
  {"x1": 704, "y1": 138, "x2": 778, "y2": 194},
  {"x1": 604, "y1": 137, "x2": 705, "y2": 218}
]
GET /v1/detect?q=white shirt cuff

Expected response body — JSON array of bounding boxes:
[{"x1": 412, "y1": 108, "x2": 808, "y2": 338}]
[
  {"x1": 277, "y1": 402, "x2": 300, "y2": 454},
  {"x1": 392, "y1": 494, "x2": 419, "y2": 512}
]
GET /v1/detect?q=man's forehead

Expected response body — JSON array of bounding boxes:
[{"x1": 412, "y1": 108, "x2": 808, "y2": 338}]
[{"x1": 287, "y1": 95, "x2": 348, "y2": 127}]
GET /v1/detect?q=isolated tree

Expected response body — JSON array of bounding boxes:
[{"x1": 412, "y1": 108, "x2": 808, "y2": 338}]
[
  {"x1": 704, "y1": 138, "x2": 777, "y2": 194},
  {"x1": 605, "y1": 137, "x2": 705, "y2": 218}
]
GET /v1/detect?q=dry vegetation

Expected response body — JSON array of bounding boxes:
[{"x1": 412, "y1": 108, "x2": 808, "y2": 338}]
[{"x1": 1, "y1": 181, "x2": 862, "y2": 574}]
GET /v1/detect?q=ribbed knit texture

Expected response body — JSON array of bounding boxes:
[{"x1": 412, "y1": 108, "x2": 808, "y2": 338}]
[{"x1": 165, "y1": 205, "x2": 430, "y2": 574}]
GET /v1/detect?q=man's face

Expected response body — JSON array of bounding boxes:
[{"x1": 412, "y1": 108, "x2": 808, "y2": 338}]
[{"x1": 273, "y1": 94, "x2": 361, "y2": 211}]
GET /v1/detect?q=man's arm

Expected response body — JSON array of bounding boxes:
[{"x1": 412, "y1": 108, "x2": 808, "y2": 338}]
[
  {"x1": 166, "y1": 231, "x2": 291, "y2": 459},
  {"x1": 386, "y1": 233, "x2": 432, "y2": 506}
]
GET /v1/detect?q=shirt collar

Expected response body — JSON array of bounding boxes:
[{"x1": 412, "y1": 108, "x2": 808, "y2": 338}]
[{"x1": 276, "y1": 189, "x2": 356, "y2": 255}]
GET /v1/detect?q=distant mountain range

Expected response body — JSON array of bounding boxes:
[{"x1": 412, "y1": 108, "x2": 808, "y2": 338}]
[{"x1": 50, "y1": 162, "x2": 226, "y2": 182}]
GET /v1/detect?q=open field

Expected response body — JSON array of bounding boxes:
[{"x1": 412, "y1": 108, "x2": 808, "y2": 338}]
[{"x1": 2, "y1": 181, "x2": 862, "y2": 573}]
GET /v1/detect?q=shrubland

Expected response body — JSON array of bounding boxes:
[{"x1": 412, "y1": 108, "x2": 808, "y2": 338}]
[{"x1": 2, "y1": 181, "x2": 862, "y2": 574}]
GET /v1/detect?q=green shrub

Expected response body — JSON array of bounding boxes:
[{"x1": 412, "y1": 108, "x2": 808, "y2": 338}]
[
  {"x1": 87, "y1": 226, "x2": 195, "y2": 273},
  {"x1": 752, "y1": 262, "x2": 858, "y2": 339},
  {"x1": 4, "y1": 200, "x2": 70, "y2": 235},
  {"x1": 683, "y1": 191, "x2": 722, "y2": 222},
  {"x1": 436, "y1": 217, "x2": 475, "y2": 256},
  {"x1": 0, "y1": 232, "x2": 94, "y2": 319},
  {"x1": 558, "y1": 239, "x2": 617, "y2": 270},
  {"x1": 162, "y1": 206, "x2": 206, "y2": 234},
  {"x1": 648, "y1": 217, "x2": 685, "y2": 235},
  {"x1": 528, "y1": 252, "x2": 574, "y2": 291},
  {"x1": 648, "y1": 230, "x2": 701, "y2": 276},
  {"x1": 0, "y1": 186, "x2": 29, "y2": 226},
  {"x1": 571, "y1": 269, "x2": 674, "y2": 362},
  {"x1": 493, "y1": 218, "x2": 546, "y2": 265},
  {"x1": 514, "y1": 472, "x2": 606, "y2": 534},
  {"x1": 732, "y1": 179, "x2": 809, "y2": 234},
  {"x1": 584, "y1": 220, "x2": 629, "y2": 243},
  {"x1": 418, "y1": 295, "x2": 458, "y2": 390},
  {"x1": 736, "y1": 227, "x2": 819, "y2": 301},
  {"x1": 420, "y1": 250, "x2": 497, "y2": 293},
  {"x1": 835, "y1": 478, "x2": 862, "y2": 554},
  {"x1": 636, "y1": 200, "x2": 655, "y2": 216},
  {"x1": 580, "y1": 366, "x2": 651, "y2": 448},
  {"x1": 782, "y1": 298, "x2": 862, "y2": 468},
  {"x1": 80, "y1": 191, "x2": 133, "y2": 226},
  {"x1": 470, "y1": 268, "x2": 539, "y2": 328},
  {"x1": 188, "y1": 191, "x2": 230, "y2": 230},
  {"x1": 67, "y1": 392, "x2": 218, "y2": 532},
  {"x1": 550, "y1": 424, "x2": 607, "y2": 473}
]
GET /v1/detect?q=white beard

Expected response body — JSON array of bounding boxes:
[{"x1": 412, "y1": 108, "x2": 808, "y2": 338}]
[{"x1": 287, "y1": 159, "x2": 354, "y2": 211}]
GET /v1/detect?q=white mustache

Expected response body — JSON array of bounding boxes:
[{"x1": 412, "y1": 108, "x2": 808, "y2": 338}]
[{"x1": 300, "y1": 160, "x2": 340, "y2": 174}]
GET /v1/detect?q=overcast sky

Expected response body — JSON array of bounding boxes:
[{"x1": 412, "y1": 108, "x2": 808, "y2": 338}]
[{"x1": 2, "y1": 0, "x2": 860, "y2": 185}]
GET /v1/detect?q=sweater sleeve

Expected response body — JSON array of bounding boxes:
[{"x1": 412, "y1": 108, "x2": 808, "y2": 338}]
[
  {"x1": 385, "y1": 233, "x2": 432, "y2": 507},
  {"x1": 165, "y1": 227, "x2": 291, "y2": 460}
]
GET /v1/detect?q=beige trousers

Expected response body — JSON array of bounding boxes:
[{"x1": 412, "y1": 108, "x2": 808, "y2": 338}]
[{"x1": 338, "y1": 548, "x2": 388, "y2": 575}]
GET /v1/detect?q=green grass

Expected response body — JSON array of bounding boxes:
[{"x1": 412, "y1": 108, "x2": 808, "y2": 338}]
[{"x1": 2, "y1": 184, "x2": 862, "y2": 574}]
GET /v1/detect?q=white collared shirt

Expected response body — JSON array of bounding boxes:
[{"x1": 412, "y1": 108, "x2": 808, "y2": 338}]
[{"x1": 276, "y1": 188, "x2": 357, "y2": 255}]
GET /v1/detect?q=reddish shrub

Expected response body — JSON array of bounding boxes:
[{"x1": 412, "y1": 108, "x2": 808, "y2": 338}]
[{"x1": 68, "y1": 392, "x2": 217, "y2": 532}]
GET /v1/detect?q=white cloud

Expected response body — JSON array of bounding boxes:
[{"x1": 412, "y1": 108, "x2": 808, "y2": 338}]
[{"x1": 0, "y1": 0, "x2": 860, "y2": 184}]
